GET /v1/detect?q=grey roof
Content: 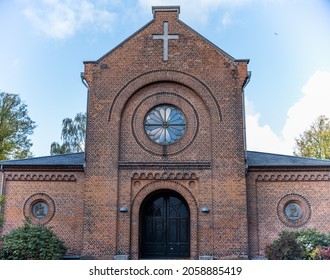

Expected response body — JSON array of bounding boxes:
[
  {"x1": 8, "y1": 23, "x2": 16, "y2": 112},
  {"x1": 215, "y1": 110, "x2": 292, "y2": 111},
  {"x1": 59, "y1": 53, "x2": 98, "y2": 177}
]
[
  {"x1": 0, "y1": 151, "x2": 329, "y2": 170},
  {"x1": 247, "y1": 151, "x2": 330, "y2": 168},
  {"x1": 0, "y1": 152, "x2": 85, "y2": 167}
]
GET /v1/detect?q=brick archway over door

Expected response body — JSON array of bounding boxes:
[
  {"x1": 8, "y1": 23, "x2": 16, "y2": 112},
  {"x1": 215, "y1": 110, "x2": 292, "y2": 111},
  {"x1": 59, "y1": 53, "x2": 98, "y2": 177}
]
[{"x1": 131, "y1": 180, "x2": 198, "y2": 259}]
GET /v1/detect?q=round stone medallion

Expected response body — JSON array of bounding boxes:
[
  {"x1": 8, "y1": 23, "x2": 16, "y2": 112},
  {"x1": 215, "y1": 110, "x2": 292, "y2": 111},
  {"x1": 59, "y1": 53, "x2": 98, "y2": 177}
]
[
  {"x1": 32, "y1": 201, "x2": 49, "y2": 218},
  {"x1": 24, "y1": 193, "x2": 55, "y2": 225},
  {"x1": 277, "y1": 194, "x2": 311, "y2": 228},
  {"x1": 284, "y1": 202, "x2": 302, "y2": 221}
]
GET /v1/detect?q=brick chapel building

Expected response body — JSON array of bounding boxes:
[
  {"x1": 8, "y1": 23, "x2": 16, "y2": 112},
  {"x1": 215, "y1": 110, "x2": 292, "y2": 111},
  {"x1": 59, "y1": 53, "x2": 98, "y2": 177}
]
[{"x1": 1, "y1": 6, "x2": 330, "y2": 260}]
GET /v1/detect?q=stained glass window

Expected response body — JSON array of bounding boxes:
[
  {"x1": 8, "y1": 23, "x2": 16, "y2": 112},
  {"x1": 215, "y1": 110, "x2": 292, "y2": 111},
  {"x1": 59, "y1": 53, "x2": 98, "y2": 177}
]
[{"x1": 144, "y1": 105, "x2": 186, "y2": 145}]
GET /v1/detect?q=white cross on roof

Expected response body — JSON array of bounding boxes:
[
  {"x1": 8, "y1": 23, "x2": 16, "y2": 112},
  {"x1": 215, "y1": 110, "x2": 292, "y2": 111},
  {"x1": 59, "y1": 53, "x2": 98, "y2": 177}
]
[{"x1": 153, "y1": 22, "x2": 179, "y2": 61}]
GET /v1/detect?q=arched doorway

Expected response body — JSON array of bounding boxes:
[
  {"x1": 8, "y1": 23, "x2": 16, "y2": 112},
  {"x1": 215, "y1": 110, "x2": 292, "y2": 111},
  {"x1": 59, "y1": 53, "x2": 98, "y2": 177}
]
[{"x1": 140, "y1": 191, "x2": 190, "y2": 259}]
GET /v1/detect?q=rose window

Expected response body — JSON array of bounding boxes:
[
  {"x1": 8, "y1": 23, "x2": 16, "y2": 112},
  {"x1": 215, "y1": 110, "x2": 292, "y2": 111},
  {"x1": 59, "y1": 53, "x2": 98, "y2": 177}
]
[{"x1": 144, "y1": 105, "x2": 186, "y2": 145}]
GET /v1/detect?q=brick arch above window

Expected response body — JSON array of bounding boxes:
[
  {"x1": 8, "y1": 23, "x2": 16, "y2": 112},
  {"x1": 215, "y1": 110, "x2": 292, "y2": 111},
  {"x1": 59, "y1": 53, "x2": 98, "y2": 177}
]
[{"x1": 108, "y1": 69, "x2": 222, "y2": 124}]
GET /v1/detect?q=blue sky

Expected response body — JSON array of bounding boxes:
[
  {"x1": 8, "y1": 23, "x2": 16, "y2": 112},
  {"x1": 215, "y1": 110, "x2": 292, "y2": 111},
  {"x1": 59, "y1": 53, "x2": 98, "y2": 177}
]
[{"x1": 0, "y1": 0, "x2": 330, "y2": 157}]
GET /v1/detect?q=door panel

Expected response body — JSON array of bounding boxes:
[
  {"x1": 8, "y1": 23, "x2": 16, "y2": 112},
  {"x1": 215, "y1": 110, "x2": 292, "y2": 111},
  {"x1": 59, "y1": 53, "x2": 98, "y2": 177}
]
[{"x1": 140, "y1": 192, "x2": 190, "y2": 259}]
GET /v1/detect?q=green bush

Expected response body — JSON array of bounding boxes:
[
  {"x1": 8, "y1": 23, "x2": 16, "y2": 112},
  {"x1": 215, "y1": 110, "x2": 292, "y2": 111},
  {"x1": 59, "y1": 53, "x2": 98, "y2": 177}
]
[
  {"x1": 295, "y1": 228, "x2": 330, "y2": 259},
  {"x1": 265, "y1": 229, "x2": 330, "y2": 260},
  {"x1": 265, "y1": 231, "x2": 303, "y2": 260},
  {"x1": 0, "y1": 220, "x2": 67, "y2": 260}
]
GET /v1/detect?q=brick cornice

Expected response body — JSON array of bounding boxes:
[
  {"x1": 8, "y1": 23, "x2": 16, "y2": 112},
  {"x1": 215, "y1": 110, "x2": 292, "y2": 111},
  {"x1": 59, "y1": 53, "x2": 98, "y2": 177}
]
[
  {"x1": 132, "y1": 171, "x2": 198, "y2": 180},
  {"x1": 255, "y1": 173, "x2": 329, "y2": 182},
  {"x1": 6, "y1": 173, "x2": 78, "y2": 181},
  {"x1": 118, "y1": 161, "x2": 211, "y2": 170}
]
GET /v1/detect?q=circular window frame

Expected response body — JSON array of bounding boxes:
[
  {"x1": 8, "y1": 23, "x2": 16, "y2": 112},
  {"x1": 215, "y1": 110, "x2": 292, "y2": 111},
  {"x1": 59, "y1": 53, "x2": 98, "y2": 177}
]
[
  {"x1": 277, "y1": 194, "x2": 311, "y2": 228},
  {"x1": 144, "y1": 104, "x2": 186, "y2": 145},
  {"x1": 24, "y1": 193, "x2": 55, "y2": 225},
  {"x1": 132, "y1": 92, "x2": 199, "y2": 156}
]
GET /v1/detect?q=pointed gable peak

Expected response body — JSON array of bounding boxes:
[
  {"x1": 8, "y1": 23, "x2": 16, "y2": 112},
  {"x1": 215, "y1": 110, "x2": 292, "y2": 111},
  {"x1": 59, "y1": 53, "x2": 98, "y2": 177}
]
[{"x1": 152, "y1": 6, "x2": 180, "y2": 19}]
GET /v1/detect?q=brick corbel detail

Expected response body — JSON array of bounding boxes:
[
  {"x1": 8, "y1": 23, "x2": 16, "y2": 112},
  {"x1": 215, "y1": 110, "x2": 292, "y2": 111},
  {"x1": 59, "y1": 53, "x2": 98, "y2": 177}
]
[
  {"x1": 6, "y1": 173, "x2": 77, "y2": 181},
  {"x1": 255, "y1": 173, "x2": 330, "y2": 182},
  {"x1": 132, "y1": 172, "x2": 198, "y2": 180}
]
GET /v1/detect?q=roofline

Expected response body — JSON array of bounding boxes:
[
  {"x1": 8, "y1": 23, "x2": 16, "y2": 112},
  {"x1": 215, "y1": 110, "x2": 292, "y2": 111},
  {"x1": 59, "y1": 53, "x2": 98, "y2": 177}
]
[
  {"x1": 0, "y1": 152, "x2": 85, "y2": 164},
  {"x1": 246, "y1": 150, "x2": 330, "y2": 168},
  {"x1": 247, "y1": 150, "x2": 330, "y2": 162},
  {"x1": 176, "y1": 19, "x2": 249, "y2": 63},
  {"x1": 83, "y1": 8, "x2": 250, "y2": 65},
  {"x1": 247, "y1": 165, "x2": 330, "y2": 172},
  {"x1": 84, "y1": 19, "x2": 155, "y2": 64},
  {"x1": 1, "y1": 165, "x2": 84, "y2": 172},
  {"x1": 0, "y1": 152, "x2": 85, "y2": 171}
]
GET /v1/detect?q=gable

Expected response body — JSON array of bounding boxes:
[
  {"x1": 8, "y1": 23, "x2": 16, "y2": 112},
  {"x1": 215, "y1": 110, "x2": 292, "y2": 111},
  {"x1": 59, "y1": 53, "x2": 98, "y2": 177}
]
[{"x1": 83, "y1": 6, "x2": 249, "y2": 88}]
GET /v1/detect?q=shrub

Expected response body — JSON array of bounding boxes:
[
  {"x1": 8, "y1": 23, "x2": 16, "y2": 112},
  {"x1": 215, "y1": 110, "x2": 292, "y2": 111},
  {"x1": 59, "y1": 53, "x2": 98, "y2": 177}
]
[
  {"x1": 295, "y1": 229, "x2": 330, "y2": 259},
  {"x1": 265, "y1": 229, "x2": 330, "y2": 260},
  {"x1": 265, "y1": 231, "x2": 303, "y2": 260},
  {"x1": 310, "y1": 246, "x2": 322, "y2": 260},
  {"x1": 0, "y1": 220, "x2": 67, "y2": 260},
  {"x1": 318, "y1": 247, "x2": 330, "y2": 260}
]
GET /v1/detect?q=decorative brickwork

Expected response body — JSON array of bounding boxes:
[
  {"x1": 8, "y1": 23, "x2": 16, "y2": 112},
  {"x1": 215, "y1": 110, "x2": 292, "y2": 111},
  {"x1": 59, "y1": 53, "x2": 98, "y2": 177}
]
[
  {"x1": 132, "y1": 172, "x2": 198, "y2": 180},
  {"x1": 6, "y1": 173, "x2": 77, "y2": 181},
  {"x1": 256, "y1": 173, "x2": 329, "y2": 182}
]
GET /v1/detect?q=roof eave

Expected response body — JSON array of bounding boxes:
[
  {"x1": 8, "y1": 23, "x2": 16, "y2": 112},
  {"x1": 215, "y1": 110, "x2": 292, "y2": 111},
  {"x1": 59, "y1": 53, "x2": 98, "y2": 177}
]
[
  {"x1": 178, "y1": 19, "x2": 249, "y2": 63},
  {"x1": 247, "y1": 164, "x2": 330, "y2": 172},
  {"x1": 1, "y1": 165, "x2": 85, "y2": 172}
]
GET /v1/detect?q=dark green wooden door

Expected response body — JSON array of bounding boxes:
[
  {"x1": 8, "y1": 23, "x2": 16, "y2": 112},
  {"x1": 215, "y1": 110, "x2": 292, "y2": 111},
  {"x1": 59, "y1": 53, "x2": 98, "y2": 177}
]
[{"x1": 140, "y1": 193, "x2": 190, "y2": 259}]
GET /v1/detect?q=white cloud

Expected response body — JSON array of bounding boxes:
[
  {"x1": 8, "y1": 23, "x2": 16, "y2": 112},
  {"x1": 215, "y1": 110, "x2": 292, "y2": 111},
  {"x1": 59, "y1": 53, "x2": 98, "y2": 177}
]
[
  {"x1": 282, "y1": 71, "x2": 330, "y2": 152},
  {"x1": 221, "y1": 12, "x2": 232, "y2": 28},
  {"x1": 246, "y1": 71, "x2": 330, "y2": 155},
  {"x1": 245, "y1": 99, "x2": 290, "y2": 154},
  {"x1": 23, "y1": 0, "x2": 117, "y2": 39}
]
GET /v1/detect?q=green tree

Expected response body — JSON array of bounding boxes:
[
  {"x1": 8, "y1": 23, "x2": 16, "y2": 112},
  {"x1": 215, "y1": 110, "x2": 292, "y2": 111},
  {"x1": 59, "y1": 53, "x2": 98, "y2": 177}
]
[
  {"x1": 0, "y1": 91, "x2": 36, "y2": 160},
  {"x1": 50, "y1": 112, "x2": 86, "y2": 155},
  {"x1": 294, "y1": 115, "x2": 330, "y2": 159}
]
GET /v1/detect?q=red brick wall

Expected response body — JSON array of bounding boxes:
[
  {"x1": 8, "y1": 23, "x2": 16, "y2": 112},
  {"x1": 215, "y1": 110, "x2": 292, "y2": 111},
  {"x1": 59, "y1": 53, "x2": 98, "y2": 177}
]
[
  {"x1": 247, "y1": 169, "x2": 330, "y2": 258},
  {"x1": 83, "y1": 8, "x2": 249, "y2": 259},
  {"x1": 1, "y1": 171, "x2": 84, "y2": 255}
]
